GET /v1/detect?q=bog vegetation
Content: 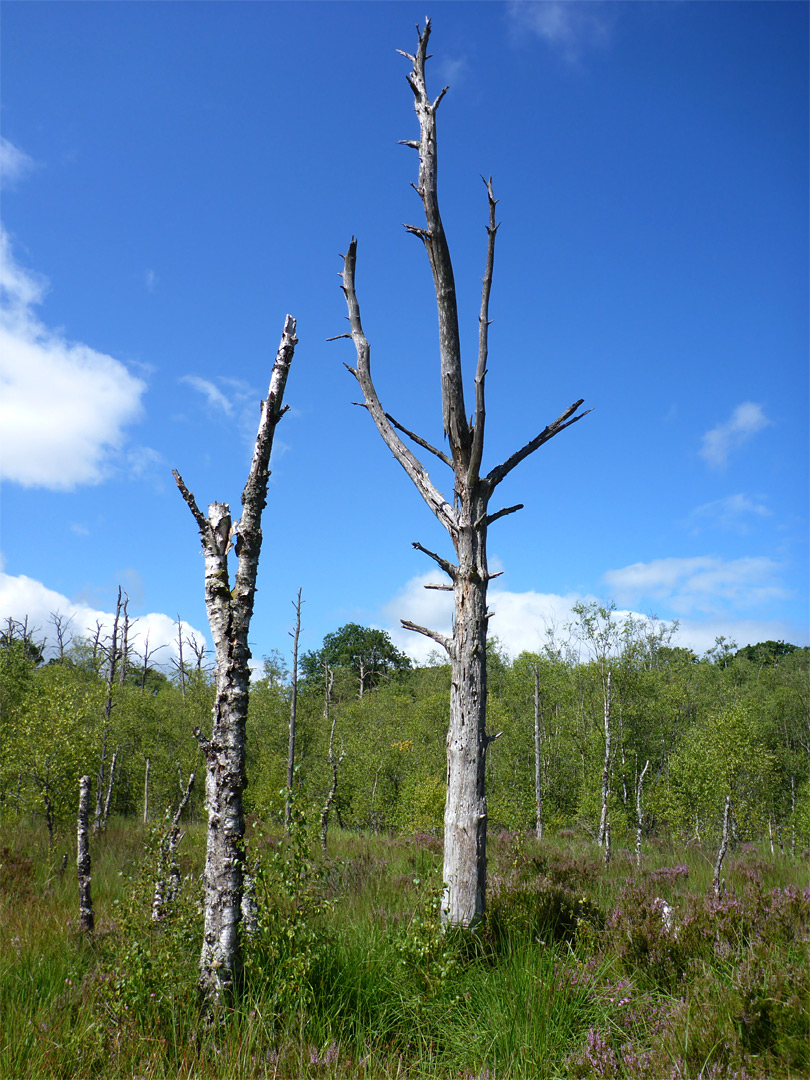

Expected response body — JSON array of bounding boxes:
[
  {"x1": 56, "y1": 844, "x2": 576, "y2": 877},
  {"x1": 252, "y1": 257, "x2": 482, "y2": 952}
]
[{"x1": 1, "y1": 614, "x2": 808, "y2": 1078}]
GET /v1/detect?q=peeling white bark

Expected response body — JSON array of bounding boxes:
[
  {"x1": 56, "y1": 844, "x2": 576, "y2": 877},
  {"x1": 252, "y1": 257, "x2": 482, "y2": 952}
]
[
  {"x1": 174, "y1": 314, "x2": 297, "y2": 1006},
  {"x1": 77, "y1": 776, "x2": 94, "y2": 934}
]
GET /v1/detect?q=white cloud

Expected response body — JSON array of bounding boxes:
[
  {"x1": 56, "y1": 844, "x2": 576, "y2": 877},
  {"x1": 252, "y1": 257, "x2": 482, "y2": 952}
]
[
  {"x1": 687, "y1": 493, "x2": 771, "y2": 534},
  {"x1": 0, "y1": 228, "x2": 147, "y2": 490},
  {"x1": 0, "y1": 136, "x2": 35, "y2": 186},
  {"x1": 378, "y1": 560, "x2": 804, "y2": 664},
  {"x1": 699, "y1": 402, "x2": 771, "y2": 469},
  {"x1": 381, "y1": 571, "x2": 586, "y2": 663},
  {"x1": 145, "y1": 268, "x2": 157, "y2": 293},
  {"x1": 180, "y1": 375, "x2": 234, "y2": 415},
  {"x1": 507, "y1": 0, "x2": 611, "y2": 62},
  {"x1": 603, "y1": 555, "x2": 788, "y2": 616},
  {"x1": 0, "y1": 570, "x2": 208, "y2": 667}
]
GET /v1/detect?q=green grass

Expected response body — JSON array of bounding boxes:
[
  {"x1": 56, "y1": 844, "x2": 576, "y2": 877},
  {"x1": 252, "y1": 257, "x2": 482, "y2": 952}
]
[{"x1": 1, "y1": 818, "x2": 808, "y2": 1079}]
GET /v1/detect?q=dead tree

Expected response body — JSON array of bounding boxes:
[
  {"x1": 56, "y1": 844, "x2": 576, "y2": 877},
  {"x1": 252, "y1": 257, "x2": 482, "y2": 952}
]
[
  {"x1": 143, "y1": 758, "x2": 151, "y2": 824},
  {"x1": 532, "y1": 664, "x2": 544, "y2": 842},
  {"x1": 319, "y1": 665, "x2": 344, "y2": 856},
  {"x1": 174, "y1": 313, "x2": 297, "y2": 1007},
  {"x1": 635, "y1": 759, "x2": 650, "y2": 867},
  {"x1": 153, "y1": 772, "x2": 195, "y2": 922},
  {"x1": 94, "y1": 588, "x2": 124, "y2": 832},
  {"x1": 77, "y1": 776, "x2": 94, "y2": 934},
  {"x1": 285, "y1": 589, "x2": 303, "y2": 831},
  {"x1": 336, "y1": 22, "x2": 587, "y2": 926},
  {"x1": 713, "y1": 795, "x2": 732, "y2": 899}
]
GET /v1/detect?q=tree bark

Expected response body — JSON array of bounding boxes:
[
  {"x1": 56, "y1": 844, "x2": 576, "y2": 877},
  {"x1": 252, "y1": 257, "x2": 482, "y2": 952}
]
[
  {"x1": 713, "y1": 795, "x2": 731, "y2": 899},
  {"x1": 153, "y1": 772, "x2": 195, "y2": 922},
  {"x1": 285, "y1": 589, "x2": 302, "y2": 832},
  {"x1": 174, "y1": 313, "x2": 297, "y2": 1007},
  {"x1": 143, "y1": 758, "x2": 150, "y2": 824},
  {"x1": 77, "y1": 776, "x2": 94, "y2": 934},
  {"x1": 598, "y1": 670, "x2": 612, "y2": 847},
  {"x1": 320, "y1": 666, "x2": 344, "y2": 856},
  {"x1": 533, "y1": 664, "x2": 544, "y2": 842},
  {"x1": 337, "y1": 21, "x2": 587, "y2": 928},
  {"x1": 635, "y1": 759, "x2": 649, "y2": 867},
  {"x1": 95, "y1": 588, "x2": 123, "y2": 831}
]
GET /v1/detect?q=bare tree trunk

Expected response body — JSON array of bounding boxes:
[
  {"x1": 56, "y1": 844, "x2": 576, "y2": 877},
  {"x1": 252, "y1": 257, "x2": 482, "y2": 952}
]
[
  {"x1": 77, "y1": 776, "x2": 94, "y2": 934},
  {"x1": 174, "y1": 616, "x2": 187, "y2": 701},
  {"x1": 598, "y1": 670, "x2": 612, "y2": 847},
  {"x1": 336, "y1": 21, "x2": 587, "y2": 928},
  {"x1": 603, "y1": 818, "x2": 611, "y2": 866},
  {"x1": 768, "y1": 815, "x2": 774, "y2": 856},
  {"x1": 533, "y1": 664, "x2": 543, "y2": 842},
  {"x1": 713, "y1": 795, "x2": 731, "y2": 899},
  {"x1": 117, "y1": 593, "x2": 132, "y2": 685},
  {"x1": 174, "y1": 313, "x2": 297, "y2": 1008},
  {"x1": 95, "y1": 588, "x2": 123, "y2": 831},
  {"x1": 285, "y1": 589, "x2": 302, "y2": 831},
  {"x1": 153, "y1": 772, "x2": 195, "y2": 922},
  {"x1": 635, "y1": 759, "x2": 650, "y2": 867},
  {"x1": 143, "y1": 758, "x2": 150, "y2": 824},
  {"x1": 320, "y1": 666, "x2": 343, "y2": 856},
  {"x1": 100, "y1": 747, "x2": 118, "y2": 831}
]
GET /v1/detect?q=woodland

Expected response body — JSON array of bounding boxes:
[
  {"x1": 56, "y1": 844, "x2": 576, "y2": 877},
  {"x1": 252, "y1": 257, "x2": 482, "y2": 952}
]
[
  {"x1": 1, "y1": 612, "x2": 808, "y2": 1078},
  {"x1": 2, "y1": 17, "x2": 808, "y2": 1080}
]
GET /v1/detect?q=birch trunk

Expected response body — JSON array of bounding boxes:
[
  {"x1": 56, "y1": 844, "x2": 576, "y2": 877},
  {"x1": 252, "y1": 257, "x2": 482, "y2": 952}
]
[
  {"x1": 95, "y1": 589, "x2": 123, "y2": 831},
  {"x1": 285, "y1": 589, "x2": 302, "y2": 831},
  {"x1": 77, "y1": 776, "x2": 94, "y2": 934},
  {"x1": 598, "y1": 670, "x2": 612, "y2": 847},
  {"x1": 143, "y1": 758, "x2": 150, "y2": 824},
  {"x1": 533, "y1": 665, "x2": 543, "y2": 842},
  {"x1": 635, "y1": 759, "x2": 649, "y2": 867},
  {"x1": 713, "y1": 795, "x2": 731, "y2": 899},
  {"x1": 337, "y1": 20, "x2": 587, "y2": 928},
  {"x1": 174, "y1": 314, "x2": 297, "y2": 1007}
]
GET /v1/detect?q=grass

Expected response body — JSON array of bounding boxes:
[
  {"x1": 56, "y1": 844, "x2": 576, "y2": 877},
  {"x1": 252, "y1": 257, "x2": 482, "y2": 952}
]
[{"x1": 1, "y1": 817, "x2": 808, "y2": 1079}]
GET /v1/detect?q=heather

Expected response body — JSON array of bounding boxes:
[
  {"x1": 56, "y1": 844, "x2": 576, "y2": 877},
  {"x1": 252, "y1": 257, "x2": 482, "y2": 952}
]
[{"x1": 2, "y1": 822, "x2": 808, "y2": 1079}]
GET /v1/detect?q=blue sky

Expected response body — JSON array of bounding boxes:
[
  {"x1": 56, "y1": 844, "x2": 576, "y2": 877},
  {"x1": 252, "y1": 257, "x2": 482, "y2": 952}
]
[{"x1": 1, "y1": 0, "x2": 807, "y2": 670}]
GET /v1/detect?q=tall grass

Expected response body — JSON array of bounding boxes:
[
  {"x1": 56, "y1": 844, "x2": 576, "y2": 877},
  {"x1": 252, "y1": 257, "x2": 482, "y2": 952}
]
[{"x1": 1, "y1": 818, "x2": 808, "y2": 1078}]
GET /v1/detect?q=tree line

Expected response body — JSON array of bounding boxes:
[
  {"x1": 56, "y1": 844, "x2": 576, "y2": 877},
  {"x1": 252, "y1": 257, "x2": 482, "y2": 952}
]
[{"x1": 2, "y1": 611, "x2": 806, "y2": 857}]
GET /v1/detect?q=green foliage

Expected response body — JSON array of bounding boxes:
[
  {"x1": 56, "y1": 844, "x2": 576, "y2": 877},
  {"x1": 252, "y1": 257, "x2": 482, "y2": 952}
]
[
  {"x1": 300, "y1": 623, "x2": 411, "y2": 694},
  {"x1": 246, "y1": 795, "x2": 335, "y2": 1019}
]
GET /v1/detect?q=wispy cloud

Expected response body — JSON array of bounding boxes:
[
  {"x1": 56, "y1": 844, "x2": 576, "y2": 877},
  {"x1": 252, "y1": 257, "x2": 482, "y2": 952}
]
[
  {"x1": 699, "y1": 402, "x2": 771, "y2": 469},
  {"x1": 603, "y1": 555, "x2": 788, "y2": 616},
  {"x1": 0, "y1": 227, "x2": 147, "y2": 490},
  {"x1": 0, "y1": 136, "x2": 35, "y2": 187},
  {"x1": 507, "y1": 1, "x2": 612, "y2": 63},
  {"x1": 687, "y1": 493, "x2": 771, "y2": 534},
  {"x1": 144, "y1": 268, "x2": 157, "y2": 293},
  {"x1": 179, "y1": 375, "x2": 234, "y2": 415}
]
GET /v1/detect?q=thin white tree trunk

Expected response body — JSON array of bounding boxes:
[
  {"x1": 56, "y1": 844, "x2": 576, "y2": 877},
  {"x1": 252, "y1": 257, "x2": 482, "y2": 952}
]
[
  {"x1": 285, "y1": 589, "x2": 302, "y2": 831},
  {"x1": 77, "y1": 776, "x2": 94, "y2": 934},
  {"x1": 598, "y1": 670, "x2": 612, "y2": 847},
  {"x1": 174, "y1": 314, "x2": 297, "y2": 1007},
  {"x1": 533, "y1": 664, "x2": 543, "y2": 842},
  {"x1": 713, "y1": 795, "x2": 731, "y2": 899},
  {"x1": 320, "y1": 667, "x2": 344, "y2": 856},
  {"x1": 635, "y1": 759, "x2": 649, "y2": 866},
  {"x1": 153, "y1": 772, "x2": 195, "y2": 922},
  {"x1": 143, "y1": 758, "x2": 150, "y2": 824}
]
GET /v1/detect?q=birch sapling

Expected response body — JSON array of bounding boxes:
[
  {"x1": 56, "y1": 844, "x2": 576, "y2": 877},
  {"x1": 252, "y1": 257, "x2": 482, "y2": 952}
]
[
  {"x1": 174, "y1": 313, "x2": 297, "y2": 1007},
  {"x1": 336, "y1": 21, "x2": 588, "y2": 927}
]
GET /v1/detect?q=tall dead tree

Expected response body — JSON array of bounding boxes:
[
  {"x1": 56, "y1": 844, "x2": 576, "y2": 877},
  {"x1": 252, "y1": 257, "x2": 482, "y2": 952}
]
[
  {"x1": 173, "y1": 314, "x2": 297, "y2": 1007},
  {"x1": 336, "y1": 22, "x2": 588, "y2": 927},
  {"x1": 77, "y1": 775, "x2": 94, "y2": 934}
]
